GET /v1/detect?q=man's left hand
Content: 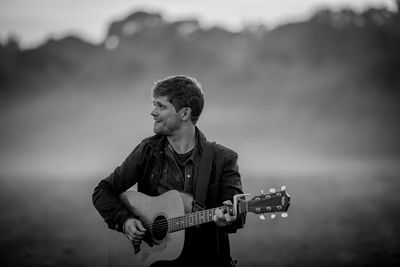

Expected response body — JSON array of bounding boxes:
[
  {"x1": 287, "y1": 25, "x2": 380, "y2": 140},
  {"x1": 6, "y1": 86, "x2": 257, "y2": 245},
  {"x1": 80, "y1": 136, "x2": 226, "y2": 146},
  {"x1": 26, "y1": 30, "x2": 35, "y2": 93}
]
[{"x1": 213, "y1": 200, "x2": 237, "y2": 227}]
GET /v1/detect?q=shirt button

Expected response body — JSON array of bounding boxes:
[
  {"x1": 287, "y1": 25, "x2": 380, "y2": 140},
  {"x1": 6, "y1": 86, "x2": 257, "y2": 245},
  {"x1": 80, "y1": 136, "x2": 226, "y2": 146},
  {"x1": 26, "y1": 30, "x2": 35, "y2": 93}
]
[{"x1": 187, "y1": 174, "x2": 191, "y2": 178}]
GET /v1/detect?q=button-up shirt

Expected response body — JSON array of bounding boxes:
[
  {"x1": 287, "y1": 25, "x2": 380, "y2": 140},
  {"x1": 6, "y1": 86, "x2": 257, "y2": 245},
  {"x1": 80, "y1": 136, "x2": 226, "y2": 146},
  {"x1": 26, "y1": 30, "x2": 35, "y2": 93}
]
[{"x1": 157, "y1": 144, "x2": 195, "y2": 195}]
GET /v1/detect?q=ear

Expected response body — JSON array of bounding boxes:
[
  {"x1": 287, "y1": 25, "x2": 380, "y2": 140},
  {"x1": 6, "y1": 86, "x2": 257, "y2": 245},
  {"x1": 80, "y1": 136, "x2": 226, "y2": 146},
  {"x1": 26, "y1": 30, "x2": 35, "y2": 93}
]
[{"x1": 181, "y1": 107, "x2": 192, "y2": 122}]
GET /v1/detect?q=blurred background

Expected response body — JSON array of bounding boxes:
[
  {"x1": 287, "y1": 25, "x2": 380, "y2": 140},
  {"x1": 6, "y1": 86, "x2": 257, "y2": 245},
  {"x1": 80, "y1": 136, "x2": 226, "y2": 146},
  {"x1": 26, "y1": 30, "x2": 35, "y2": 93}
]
[{"x1": 1, "y1": 0, "x2": 399, "y2": 266}]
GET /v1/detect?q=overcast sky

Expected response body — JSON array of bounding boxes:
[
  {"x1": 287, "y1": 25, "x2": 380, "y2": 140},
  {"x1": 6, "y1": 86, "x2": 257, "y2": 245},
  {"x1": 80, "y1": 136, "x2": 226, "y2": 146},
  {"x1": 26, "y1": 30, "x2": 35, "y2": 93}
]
[{"x1": 0, "y1": 0, "x2": 396, "y2": 48}]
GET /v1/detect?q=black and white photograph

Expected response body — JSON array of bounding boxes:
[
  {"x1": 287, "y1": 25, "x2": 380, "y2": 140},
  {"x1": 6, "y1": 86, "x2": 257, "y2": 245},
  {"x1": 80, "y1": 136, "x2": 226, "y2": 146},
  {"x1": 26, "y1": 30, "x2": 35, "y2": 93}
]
[{"x1": 1, "y1": 0, "x2": 399, "y2": 266}]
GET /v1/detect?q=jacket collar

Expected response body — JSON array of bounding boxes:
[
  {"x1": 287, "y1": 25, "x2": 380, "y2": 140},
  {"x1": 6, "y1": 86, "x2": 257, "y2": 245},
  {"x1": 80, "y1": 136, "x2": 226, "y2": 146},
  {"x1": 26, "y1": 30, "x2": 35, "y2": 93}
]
[{"x1": 192, "y1": 126, "x2": 207, "y2": 166}]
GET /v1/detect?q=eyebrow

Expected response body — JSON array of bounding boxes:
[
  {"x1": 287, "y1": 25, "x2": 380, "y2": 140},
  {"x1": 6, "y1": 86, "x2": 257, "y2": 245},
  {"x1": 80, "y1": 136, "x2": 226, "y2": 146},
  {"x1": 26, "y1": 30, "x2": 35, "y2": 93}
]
[{"x1": 153, "y1": 100, "x2": 166, "y2": 106}]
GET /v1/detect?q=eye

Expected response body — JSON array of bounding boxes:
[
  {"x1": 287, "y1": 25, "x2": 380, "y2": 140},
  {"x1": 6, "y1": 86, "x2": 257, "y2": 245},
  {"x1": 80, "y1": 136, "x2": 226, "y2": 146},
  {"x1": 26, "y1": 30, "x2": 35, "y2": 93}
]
[{"x1": 153, "y1": 101, "x2": 163, "y2": 108}]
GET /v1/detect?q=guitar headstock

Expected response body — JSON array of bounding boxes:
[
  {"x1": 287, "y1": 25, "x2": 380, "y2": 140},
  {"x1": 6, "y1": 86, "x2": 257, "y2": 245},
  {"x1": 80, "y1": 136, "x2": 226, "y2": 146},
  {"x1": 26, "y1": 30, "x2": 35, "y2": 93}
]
[{"x1": 247, "y1": 186, "x2": 291, "y2": 220}]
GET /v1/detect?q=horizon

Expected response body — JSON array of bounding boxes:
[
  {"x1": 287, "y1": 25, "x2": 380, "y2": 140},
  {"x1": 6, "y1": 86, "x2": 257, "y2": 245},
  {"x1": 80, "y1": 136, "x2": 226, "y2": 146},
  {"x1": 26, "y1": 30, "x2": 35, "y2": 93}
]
[{"x1": 0, "y1": 0, "x2": 397, "y2": 49}]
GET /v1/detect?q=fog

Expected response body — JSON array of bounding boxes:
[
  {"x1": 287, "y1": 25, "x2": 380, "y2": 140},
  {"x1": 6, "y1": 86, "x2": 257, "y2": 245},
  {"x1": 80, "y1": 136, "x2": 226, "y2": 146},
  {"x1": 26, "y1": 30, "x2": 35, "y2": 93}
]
[{"x1": 1, "y1": 4, "x2": 400, "y2": 267}]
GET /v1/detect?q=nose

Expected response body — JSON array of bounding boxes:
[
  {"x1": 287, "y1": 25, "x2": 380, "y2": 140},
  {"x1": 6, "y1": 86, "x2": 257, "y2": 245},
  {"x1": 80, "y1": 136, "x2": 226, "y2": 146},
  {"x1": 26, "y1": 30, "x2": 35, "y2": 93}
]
[{"x1": 150, "y1": 106, "x2": 157, "y2": 117}]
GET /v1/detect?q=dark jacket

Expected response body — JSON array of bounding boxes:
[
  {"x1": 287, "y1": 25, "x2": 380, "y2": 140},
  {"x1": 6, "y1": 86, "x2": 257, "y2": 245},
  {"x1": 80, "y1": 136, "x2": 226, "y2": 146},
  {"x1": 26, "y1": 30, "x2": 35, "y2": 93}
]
[{"x1": 92, "y1": 128, "x2": 245, "y2": 266}]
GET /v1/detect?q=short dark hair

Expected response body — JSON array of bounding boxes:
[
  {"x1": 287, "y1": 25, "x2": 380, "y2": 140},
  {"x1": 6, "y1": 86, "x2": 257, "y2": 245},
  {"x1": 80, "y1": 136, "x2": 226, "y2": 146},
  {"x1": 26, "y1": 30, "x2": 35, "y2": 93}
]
[{"x1": 152, "y1": 75, "x2": 204, "y2": 124}]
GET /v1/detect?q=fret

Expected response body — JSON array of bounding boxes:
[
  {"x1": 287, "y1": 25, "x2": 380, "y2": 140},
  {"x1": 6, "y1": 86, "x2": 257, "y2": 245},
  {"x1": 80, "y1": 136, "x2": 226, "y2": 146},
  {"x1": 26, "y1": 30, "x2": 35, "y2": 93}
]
[{"x1": 168, "y1": 202, "x2": 247, "y2": 233}]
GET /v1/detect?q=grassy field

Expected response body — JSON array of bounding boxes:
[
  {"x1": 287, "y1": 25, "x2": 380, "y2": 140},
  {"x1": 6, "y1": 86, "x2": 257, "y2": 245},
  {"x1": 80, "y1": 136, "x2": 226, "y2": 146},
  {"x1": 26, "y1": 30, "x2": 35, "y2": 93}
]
[{"x1": 1, "y1": 171, "x2": 399, "y2": 267}]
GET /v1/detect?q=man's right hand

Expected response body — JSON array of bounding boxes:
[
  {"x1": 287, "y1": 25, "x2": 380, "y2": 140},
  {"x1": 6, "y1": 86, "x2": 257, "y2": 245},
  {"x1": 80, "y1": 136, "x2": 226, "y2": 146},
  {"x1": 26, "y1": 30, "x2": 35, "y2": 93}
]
[{"x1": 123, "y1": 218, "x2": 147, "y2": 246}]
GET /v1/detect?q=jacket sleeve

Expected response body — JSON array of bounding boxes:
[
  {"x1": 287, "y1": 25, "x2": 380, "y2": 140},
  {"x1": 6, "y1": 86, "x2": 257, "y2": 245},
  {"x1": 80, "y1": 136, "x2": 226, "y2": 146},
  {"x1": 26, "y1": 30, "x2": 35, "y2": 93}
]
[
  {"x1": 219, "y1": 151, "x2": 246, "y2": 233},
  {"x1": 92, "y1": 142, "x2": 145, "y2": 232}
]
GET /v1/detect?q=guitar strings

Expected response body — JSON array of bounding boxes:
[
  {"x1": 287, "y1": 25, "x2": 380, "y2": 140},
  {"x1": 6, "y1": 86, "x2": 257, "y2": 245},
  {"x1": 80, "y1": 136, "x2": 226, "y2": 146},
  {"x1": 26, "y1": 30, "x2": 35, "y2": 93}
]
[
  {"x1": 140, "y1": 208, "x2": 221, "y2": 231},
  {"x1": 139, "y1": 197, "x2": 284, "y2": 233},
  {"x1": 139, "y1": 202, "x2": 249, "y2": 233},
  {"x1": 128, "y1": 194, "x2": 283, "y2": 233},
  {"x1": 141, "y1": 209, "x2": 253, "y2": 234},
  {"x1": 141, "y1": 203, "x2": 244, "y2": 230},
  {"x1": 142, "y1": 201, "x2": 250, "y2": 231},
  {"x1": 142, "y1": 200, "x2": 260, "y2": 232}
]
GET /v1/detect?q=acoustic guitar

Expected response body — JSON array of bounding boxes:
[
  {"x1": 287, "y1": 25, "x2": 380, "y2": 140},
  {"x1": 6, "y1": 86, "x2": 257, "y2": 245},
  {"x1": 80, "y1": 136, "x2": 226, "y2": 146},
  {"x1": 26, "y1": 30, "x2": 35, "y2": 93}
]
[{"x1": 107, "y1": 186, "x2": 291, "y2": 266}]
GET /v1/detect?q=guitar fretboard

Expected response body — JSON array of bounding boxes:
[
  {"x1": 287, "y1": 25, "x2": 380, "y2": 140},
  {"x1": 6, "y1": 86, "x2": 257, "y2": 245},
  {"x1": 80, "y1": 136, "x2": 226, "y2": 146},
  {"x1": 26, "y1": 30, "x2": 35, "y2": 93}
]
[{"x1": 168, "y1": 201, "x2": 248, "y2": 232}]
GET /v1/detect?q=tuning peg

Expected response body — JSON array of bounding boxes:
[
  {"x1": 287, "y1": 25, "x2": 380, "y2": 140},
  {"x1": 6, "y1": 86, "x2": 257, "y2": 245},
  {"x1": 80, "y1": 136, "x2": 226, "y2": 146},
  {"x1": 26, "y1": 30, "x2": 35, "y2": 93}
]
[
  {"x1": 281, "y1": 185, "x2": 286, "y2": 191},
  {"x1": 269, "y1": 188, "x2": 276, "y2": 193},
  {"x1": 281, "y1": 213, "x2": 288, "y2": 218},
  {"x1": 270, "y1": 213, "x2": 276, "y2": 219},
  {"x1": 259, "y1": 214, "x2": 266, "y2": 220}
]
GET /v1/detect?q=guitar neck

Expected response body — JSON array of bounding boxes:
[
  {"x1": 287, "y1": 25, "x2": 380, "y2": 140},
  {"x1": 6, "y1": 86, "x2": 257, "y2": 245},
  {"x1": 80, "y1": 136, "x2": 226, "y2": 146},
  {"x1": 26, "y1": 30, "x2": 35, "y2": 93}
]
[{"x1": 168, "y1": 201, "x2": 248, "y2": 232}]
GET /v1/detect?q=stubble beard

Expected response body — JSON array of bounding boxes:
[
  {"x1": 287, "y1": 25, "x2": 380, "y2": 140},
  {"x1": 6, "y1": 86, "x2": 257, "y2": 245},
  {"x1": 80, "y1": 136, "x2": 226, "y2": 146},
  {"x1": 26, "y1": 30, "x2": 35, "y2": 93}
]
[{"x1": 153, "y1": 120, "x2": 180, "y2": 136}]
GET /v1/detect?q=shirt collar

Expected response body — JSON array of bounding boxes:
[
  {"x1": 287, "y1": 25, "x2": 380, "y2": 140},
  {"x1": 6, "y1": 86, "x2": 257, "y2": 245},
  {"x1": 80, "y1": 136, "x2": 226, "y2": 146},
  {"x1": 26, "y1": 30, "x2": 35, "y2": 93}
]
[{"x1": 155, "y1": 126, "x2": 207, "y2": 167}]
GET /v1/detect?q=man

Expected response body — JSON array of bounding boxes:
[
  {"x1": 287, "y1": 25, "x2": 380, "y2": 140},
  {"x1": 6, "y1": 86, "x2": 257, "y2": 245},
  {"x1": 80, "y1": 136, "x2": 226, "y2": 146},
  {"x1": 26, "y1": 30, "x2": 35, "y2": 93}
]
[{"x1": 92, "y1": 75, "x2": 245, "y2": 267}]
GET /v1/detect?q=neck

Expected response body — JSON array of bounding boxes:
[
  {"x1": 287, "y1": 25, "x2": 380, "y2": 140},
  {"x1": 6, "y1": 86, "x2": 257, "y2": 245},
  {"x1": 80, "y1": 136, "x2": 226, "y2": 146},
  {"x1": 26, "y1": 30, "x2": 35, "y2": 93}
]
[
  {"x1": 168, "y1": 201, "x2": 248, "y2": 233},
  {"x1": 167, "y1": 124, "x2": 196, "y2": 154}
]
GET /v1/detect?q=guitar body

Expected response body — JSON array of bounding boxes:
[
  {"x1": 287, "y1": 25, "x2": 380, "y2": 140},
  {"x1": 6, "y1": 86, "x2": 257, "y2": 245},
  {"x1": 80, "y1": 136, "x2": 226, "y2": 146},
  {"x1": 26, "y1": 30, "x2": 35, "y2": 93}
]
[{"x1": 107, "y1": 190, "x2": 192, "y2": 267}]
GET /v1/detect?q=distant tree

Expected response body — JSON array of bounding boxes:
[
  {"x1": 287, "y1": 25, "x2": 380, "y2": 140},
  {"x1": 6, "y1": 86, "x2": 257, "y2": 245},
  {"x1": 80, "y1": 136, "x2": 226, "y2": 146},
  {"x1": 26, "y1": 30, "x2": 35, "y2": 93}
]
[{"x1": 0, "y1": 35, "x2": 20, "y2": 79}]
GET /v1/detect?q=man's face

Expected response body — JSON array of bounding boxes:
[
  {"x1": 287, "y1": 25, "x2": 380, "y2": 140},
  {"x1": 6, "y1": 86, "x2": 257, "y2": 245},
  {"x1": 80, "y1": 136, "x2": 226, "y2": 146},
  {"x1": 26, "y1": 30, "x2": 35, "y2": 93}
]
[{"x1": 151, "y1": 96, "x2": 182, "y2": 135}]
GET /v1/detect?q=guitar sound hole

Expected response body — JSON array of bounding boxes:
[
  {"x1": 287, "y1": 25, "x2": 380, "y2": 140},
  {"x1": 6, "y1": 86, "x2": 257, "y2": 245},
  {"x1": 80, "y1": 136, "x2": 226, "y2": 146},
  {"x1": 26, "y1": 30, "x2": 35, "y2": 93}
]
[{"x1": 152, "y1": 215, "x2": 168, "y2": 242}]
